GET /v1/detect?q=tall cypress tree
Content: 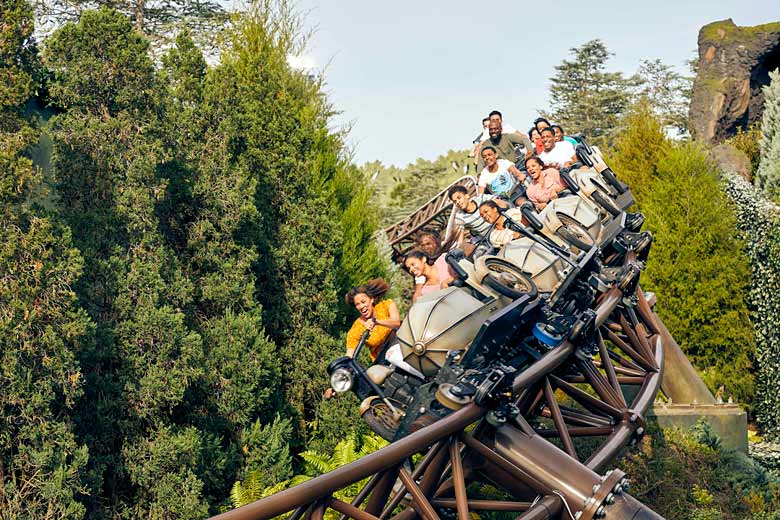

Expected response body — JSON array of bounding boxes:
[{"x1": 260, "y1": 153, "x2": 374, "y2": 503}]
[
  {"x1": 44, "y1": 9, "x2": 209, "y2": 517},
  {"x1": 158, "y1": 31, "x2": 289, "y2": 496},
  {"x1": 0, "y1": 1, "x2": 90, "y2": 516},
  {"x1": 199, "y1": 1, "x2": 388, "y2": 446}
]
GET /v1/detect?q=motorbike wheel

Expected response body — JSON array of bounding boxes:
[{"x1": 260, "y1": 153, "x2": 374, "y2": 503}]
[
  {"x1": 591, "y1": 190, "x2": 621, "y2": 217},
  {"x1": 601, "y1": 167, "x2": 627, "y2": 194},
  {"x1": 556, "y1": 214, "x2": 595, "y2": 251},
  {"x1": 480, "y1": 258, "x2": 538, "y2": 300},
  {"x1": 363, "y1": 399, "x2": 403, "y2": 441}
]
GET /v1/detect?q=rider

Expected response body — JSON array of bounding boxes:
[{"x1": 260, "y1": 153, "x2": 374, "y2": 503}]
[
  {"x1": 405, "y1": 249, "x2": 455, "y2": 302},
  {"x1": 448, "y1": 185, "x2": 509, "y2": 238},
  {"x1": 476, "y1": 121, "x2": 535, "y2": 171},
  {"x1": 478, "y1": 146, "x2": 528, "y2": 200},
  {"x1": 538, "y1": 127, "x2": 577, "y2": 170},
  {"x1": 525, "y1": 156, "x2": 567, "y2": 211},
  {"x1": 478, "y1": 199, "x2": 527, "y2": 248},
  {"x1": 343, "y1": 278, "x2": 401, "y2": 362}
]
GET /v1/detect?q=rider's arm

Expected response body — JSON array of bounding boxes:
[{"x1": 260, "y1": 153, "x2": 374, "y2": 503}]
[
  {"x1": 508, "y1": 164, "x2": 527, "y2": 183},
  {"x1": 411, "y1": 280, "x2": 423, "y2": 303},
  {"x1": 374, "y1": 300, "x2": 401, "y2": 330},
  {"x1": 509, "y1": 133, "x2": 535, "y2": 158},
  {"x1": 493, "y1": 197, "x2": 510, "y2": 209},
  {"x1": 345, "y1": 320, "x2": 364, "y2": 357}
]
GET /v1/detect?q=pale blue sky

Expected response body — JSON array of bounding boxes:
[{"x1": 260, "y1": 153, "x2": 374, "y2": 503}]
[{"x1": 291, "y1": 0, "x2": 778, "y2": 167}]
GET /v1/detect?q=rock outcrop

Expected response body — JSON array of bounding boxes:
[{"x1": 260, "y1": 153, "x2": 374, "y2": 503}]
[{"x1": 690, "y1": 19, "x2": 780, "y2": 143}]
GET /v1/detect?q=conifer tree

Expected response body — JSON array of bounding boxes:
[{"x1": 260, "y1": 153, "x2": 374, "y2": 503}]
[
  {"x1": 545, "y1": 39, "x2": 637, "y2": 142},
  {"x1": 756, "y1": 69, "x2": 780, "y2": 201},
  {"x1": 201, "y1": 1, "x2": 388, "y2": 443},
  {"x1": 34, "y1": 0, "x2": 227, "y2": 44},
  {"x1": 635, "y1": 58, "x2": 692, "y2": 134},
  {"x1": 158, "y1": 31, "x2": 289, "y2": 496},
  {"x1": 0, "y1": 1, "x2": 90, "y2": 516},
  {"x1": 609, "y1": 105, "x2": 756, "y2": 404},
  {"x1": 45, "y1": 9, "x2": 210, "y2": 517}
]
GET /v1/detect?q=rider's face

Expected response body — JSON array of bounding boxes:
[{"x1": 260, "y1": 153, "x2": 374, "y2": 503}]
[
  {"x1": 481, "y1": 149, "x2": 497, "y2": 168},
  {"x1": 541, "y1": 131, "x2": 555, "y2": 151},
  {"x1": 527, "y1": 160, "x2": 542, "y2": 180},
  {"x1": 479, "y1": 205, "x2": 499, "y2": 224},
  {"x1": 353, "y1": 293, "x2": 374, "y2": 319},
  {"x1": 488, "y1": 122, "x2": 501, "y2": 139},
  {"x1": 405, "y1": 257, "x2": 425, "y2": 277},
  {"x1": 536, "y1": 120, "x2": 550, "y2": 132},
  {"x1": 450, "y1": 191, "x2": 470, "y2": 211},
  {"x1": 417, "y1": 235, "x2": 439, "y2": 257},
  {"x1": 553, "y1": 127, "x2": 564, "y2": 142}
]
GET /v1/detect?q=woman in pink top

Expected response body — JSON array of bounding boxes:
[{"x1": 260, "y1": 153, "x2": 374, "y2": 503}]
[
  {"x1": 524, "y1": 156, "x2": 566, "y2": 211},
  {"x1": 404, "y1": 250, "x2": 455, "y2": 302}
]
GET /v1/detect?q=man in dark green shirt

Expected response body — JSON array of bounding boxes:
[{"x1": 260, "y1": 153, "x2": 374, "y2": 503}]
[{"x1": 476, "y1": 121, "x2": 534, "y2": 171}]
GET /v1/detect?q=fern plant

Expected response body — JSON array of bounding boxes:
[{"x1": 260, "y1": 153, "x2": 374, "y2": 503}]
[{"x1": 230, "y1": 432, "x2": 388, "y2": 515}]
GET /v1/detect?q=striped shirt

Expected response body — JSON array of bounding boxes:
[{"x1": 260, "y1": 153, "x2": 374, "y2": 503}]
[{"x1": 454, "y1": 194, "x2": 494, "y2": 238}]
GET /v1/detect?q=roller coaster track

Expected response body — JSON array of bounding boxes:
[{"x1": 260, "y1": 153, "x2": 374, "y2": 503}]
[{"x1": 212, "y1": 241, "x2": 669, "y2": 519}]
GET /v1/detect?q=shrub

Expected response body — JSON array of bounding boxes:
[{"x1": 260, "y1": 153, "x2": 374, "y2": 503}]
[
  {"x1": 229, "y1": 432, "x2": 388, "y2": 514},
  {"x1": 619, "y1": 421, "x2": 779, "y2": 519},
  {"x1": 610, "y1": 104, "x2": 756, "y2": 405},
  {"x1": 722, "y1": 173, "x2": 780, "y2": 439},
  {"x1": 726, "y1": 123, "x2": 762, "y2": 179},
  {"x1": 756, "y1": 69, "x2": 780, "y2": 201}
]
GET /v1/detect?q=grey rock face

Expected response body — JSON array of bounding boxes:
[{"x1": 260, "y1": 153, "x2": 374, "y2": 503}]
[{"x1": 689, "y1": 19, "x2": 780, "y2": 143}]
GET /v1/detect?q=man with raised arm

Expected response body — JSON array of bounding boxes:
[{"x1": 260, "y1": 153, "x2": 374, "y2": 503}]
[
  {"x1": 476, "y1": 120, "x2": 535, "y2": 171},
  {"x1": 478, "y1": 110, "x2": 518, "y2": 141}
]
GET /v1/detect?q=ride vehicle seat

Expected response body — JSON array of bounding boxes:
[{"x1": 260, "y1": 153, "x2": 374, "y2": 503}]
[{"x1": 371, "y1": 331, "x2": 425, "y2": 381}]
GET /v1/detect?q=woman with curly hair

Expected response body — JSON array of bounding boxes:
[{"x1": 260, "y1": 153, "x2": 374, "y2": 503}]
[{"x1": 343, "y1": 278, "x2": 401, "y2": 362}]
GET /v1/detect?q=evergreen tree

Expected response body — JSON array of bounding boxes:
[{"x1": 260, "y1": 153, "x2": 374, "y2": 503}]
[
  {"x1": 0, "y1": 1, "x2": 90, "y2": 516},
  {"x1": 609, "y1": 104, "x2": 756, "y2": 404},
  {"x1": 544, "y1": 39, "x2": 636, "y2": 142},
  {"x1": 201, "y1": 1, "x2": 387, "y2": 444},
  {"x1": 723, "y1": 172, "x2": 780, "y2": 439},
  {"x1": 45, "y1": 9, "x2": 210, "y2": 517},
  {"x1": 159, "y1": 30, "x2": 290, "y2": 500},
  {"x1": 34, "y1": 0, "x2": 227, "y2": 44},
  {"x1": 636, "y1": 58, "x2": 692, "y2": 134},
  {"x1": 756, "y1": 69, "x2": 780, "y2": 201}
]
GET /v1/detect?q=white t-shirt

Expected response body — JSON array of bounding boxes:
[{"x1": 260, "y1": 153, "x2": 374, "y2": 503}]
[
  {"x1": 480, "y1": 123, "x2": 517, "y2": 142},
  {"x1": 478, "y1": 159, "x2": 517, "y2": 196},
  {"x1": 539, "y1": 140, "x2": 577, "y2": 167}
]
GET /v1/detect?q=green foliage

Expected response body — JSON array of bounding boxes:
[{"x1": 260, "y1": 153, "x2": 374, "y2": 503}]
[
  {"x1": 722, "y1": 172, "x2": 780, "y2": 439},
  {"x1": 238, "y1": 416, "x2": 294, "y2": 484},
  {"x1": 0, "y1": 2, "x2": 91, "y2": 517},
  {"x1": 756, "y1": 69, "x2": 780, "y2": 201},
  {"x1": 618, "y1": 422, "x2": 779, "y2": 519},
  {"x1": 0, "y1": 0, "x2": 37, "y2": 116},
  {"x1": 44, "y1": 7, "x2": 155, "y2": 114},
  {"x1": 230, "y1": 432, "x2": 388, "y2": 511},
  {"x1": 609, "y1": 103, "x2": 756, "y2": 405},
  {"x1": 608, "y1": 100, "x2": 667, "y2": 198},
  {"x1": 691, "y1": 418, "x2": 722, "y2": 451},
  {"x1": 367, "y1": 149, "x2": 471, "y2": 226},
  {"x1": 122, "y1": 426, "x2": 210, "y2": 519},
  {"x1": 202, "y1": 1, "x2": 387, "y2": 445},
  {"x1": 544, "y1": 39, "x2": 637, "y2": 143},
  {"x1": 726, "y1": 123, "x2": 762, "y2": 179},
  {"x1": 636, "y1": 58, "x2": 693, "y2": 134},
  {"x1": 35, "y1": 0, "x2": 228, "y2": 47}
]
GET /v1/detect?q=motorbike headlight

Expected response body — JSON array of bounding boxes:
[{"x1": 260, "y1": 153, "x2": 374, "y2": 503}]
[{"x1": 330, "y1": 367, "x2": 354, "y2": 393}]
